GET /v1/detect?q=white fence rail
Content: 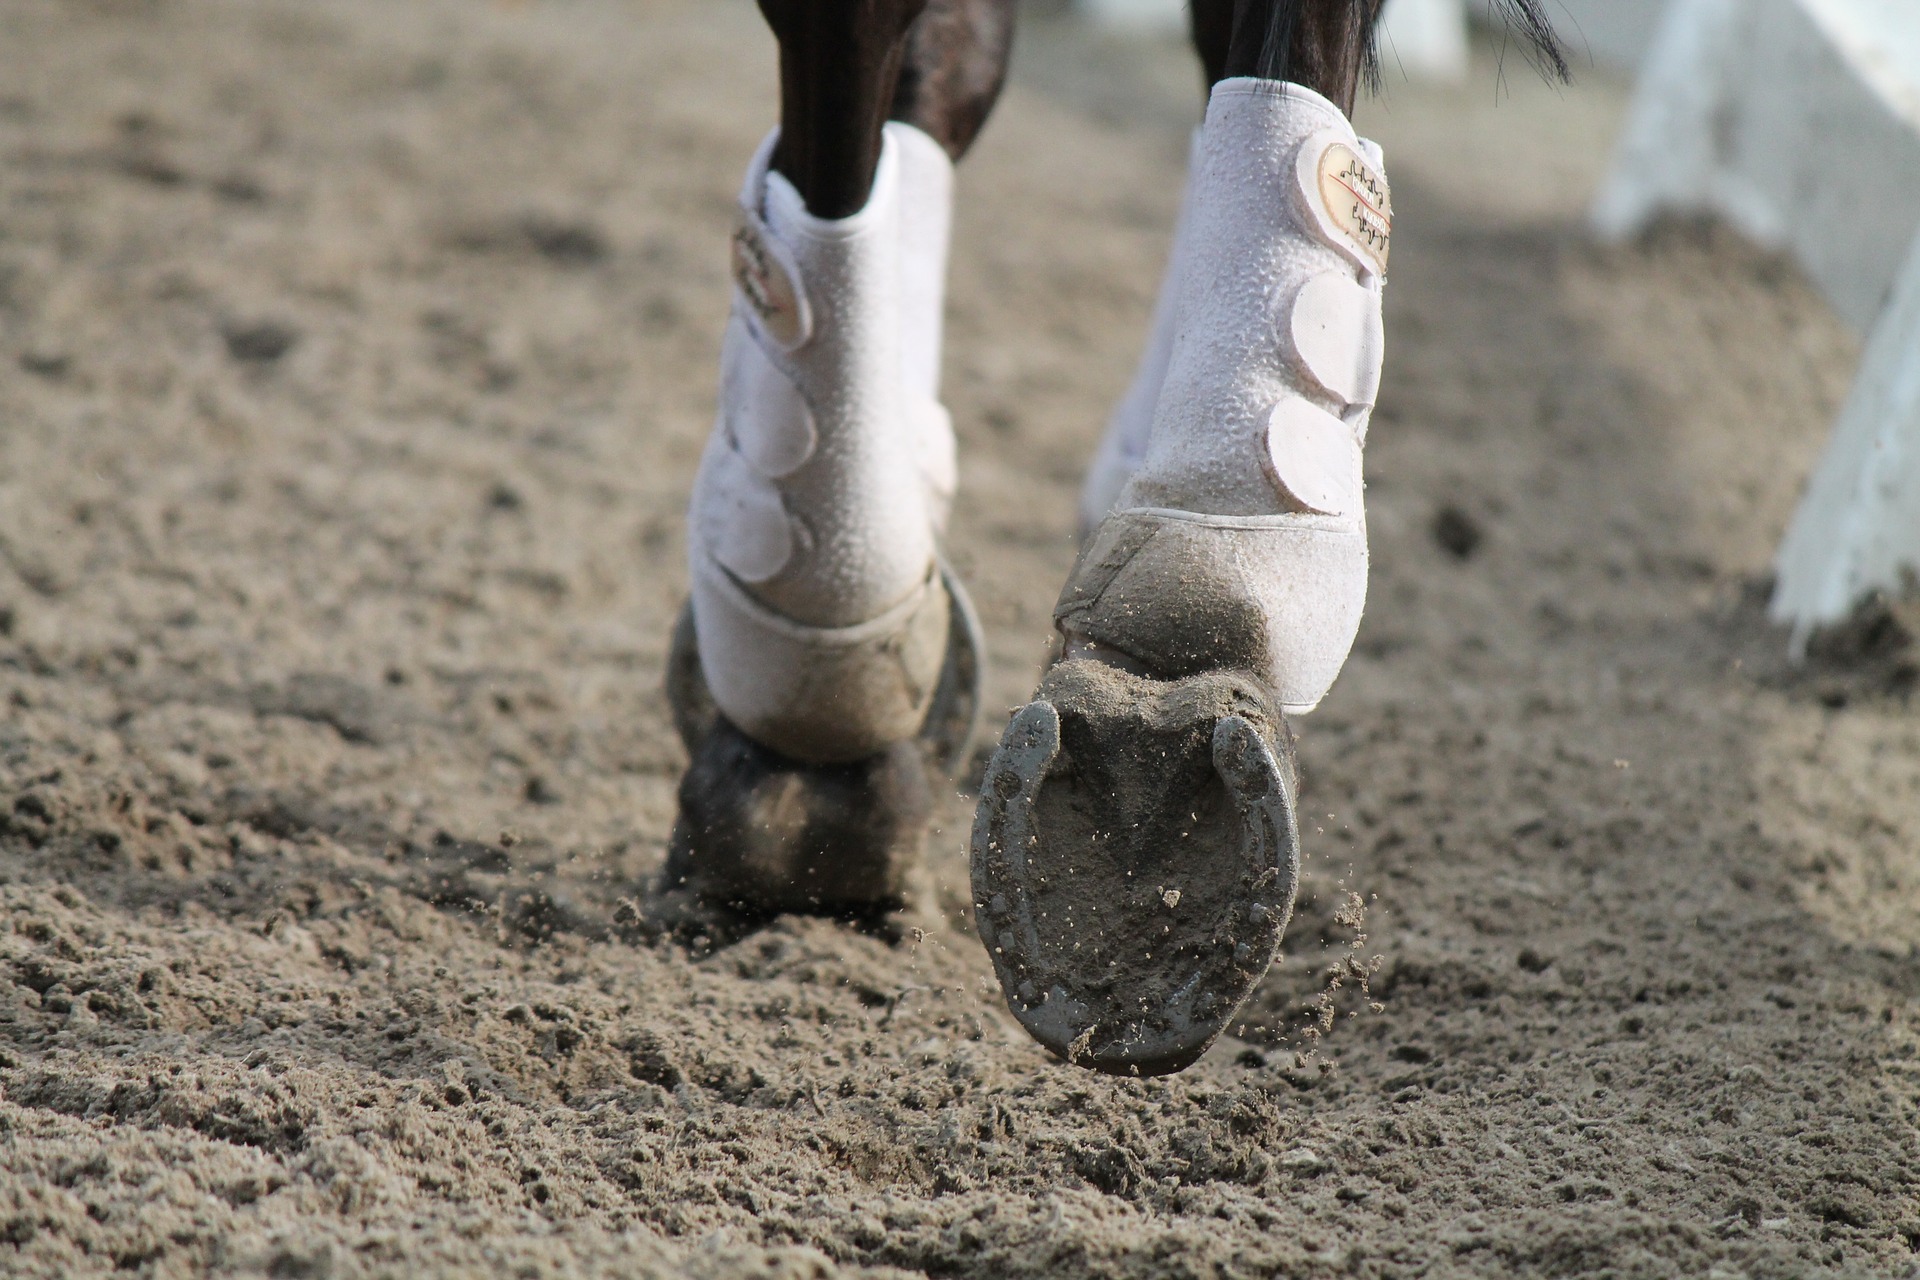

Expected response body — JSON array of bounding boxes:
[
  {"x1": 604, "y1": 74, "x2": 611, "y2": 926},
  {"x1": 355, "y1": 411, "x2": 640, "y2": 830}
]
[{"x1": 1593, "y1": 0, "x2": 1920, "y2": 643}]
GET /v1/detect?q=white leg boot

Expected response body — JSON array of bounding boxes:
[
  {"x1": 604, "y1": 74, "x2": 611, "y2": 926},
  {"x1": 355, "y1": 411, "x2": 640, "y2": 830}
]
[
  {"x1": 1065, "y1": 78, "x2": 1385, "y2": 714},
  {"x1": 973, "y1": 78, "x2": 1390, "y2": 1074},
  {"x1": 663, "y1": 125, "x2": 980, "y2": 920},
  {"x1": 684, "y1": 125, "x2": 975, "y2": 767}
]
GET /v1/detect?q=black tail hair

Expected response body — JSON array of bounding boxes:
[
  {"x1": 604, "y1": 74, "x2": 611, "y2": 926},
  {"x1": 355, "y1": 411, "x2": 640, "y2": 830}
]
[
  {"x1": 1227, "y1": 0, "x2": 1570, "y2": 92},
  {"x1": 1474, "y1": 0, "x2": 1572, "y2": 84}
]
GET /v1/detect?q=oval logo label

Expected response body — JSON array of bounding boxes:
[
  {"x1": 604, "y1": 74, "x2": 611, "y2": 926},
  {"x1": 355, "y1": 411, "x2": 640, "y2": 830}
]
[
  {"x1": 730, "y1": 211, "x2": 811, "y2": 350},
  {"x1": 1303, "y1": 138, "x2": 1391, "y2": 276}
]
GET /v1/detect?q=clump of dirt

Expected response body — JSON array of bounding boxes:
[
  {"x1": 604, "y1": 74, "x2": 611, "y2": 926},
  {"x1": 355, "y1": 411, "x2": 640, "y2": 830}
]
[
  {"x1": 1724, "y1": 575, "x2": 1920, "y2": 709},
  {"x1": 1801, "y1": 587, "x2": 1920, "y2": 705}
]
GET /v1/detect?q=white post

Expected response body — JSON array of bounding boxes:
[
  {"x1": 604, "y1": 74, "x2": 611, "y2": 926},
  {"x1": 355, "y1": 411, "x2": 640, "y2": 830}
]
[
  {"x1": 1587, "y1": 0, "x2": 1744, "y2": 243},
  {"x1": 1592, "y1": 0, "x2": 1920, "y2": 332},
  {"x1": 1592, "y1": 0, "x2": 1920, "y2": 648},
  {"x1": 1770, "y1": 229, "x2": 1920, "y2": 649}
]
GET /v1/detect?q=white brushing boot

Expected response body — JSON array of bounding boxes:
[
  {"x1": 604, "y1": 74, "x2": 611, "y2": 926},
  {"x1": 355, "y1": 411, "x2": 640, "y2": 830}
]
[
  {"x1": 663, "y1": 124, "x2": 982, "y2": 919},
  {"x1": 973, "y1": 78, "x2": 1390, "y2": 1072}
]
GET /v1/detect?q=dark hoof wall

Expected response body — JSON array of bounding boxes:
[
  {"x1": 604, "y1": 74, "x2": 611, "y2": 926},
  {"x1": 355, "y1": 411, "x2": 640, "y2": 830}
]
[
  {"x1": 970, "y1": 660, "x2": 1299, "y2": 1076},
  {"x1": 658, "y1": 564, "x2": 982, "y2": 920},
  {"x1": 660, "y1": 715, "x2": 933, "y2": 921}
]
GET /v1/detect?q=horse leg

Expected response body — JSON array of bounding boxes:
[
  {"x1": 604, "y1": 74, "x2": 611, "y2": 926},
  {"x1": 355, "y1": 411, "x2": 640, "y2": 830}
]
[
  {"x1": 1079, "y1": 0, "x2": 1380, "y2": 532},
  {"x1": 760, "y1": 0, "x2": 1015, "y2": 217},
  {"x1": 659, "y1": 1, "x2": 1014, "y2": 931},
  {"x1": 891, "y1": 0, "x2": 1018, "y2": 161},
  {"x1": 1081, "y1": 0, "x2": 1562, "y2": 532},
  {"x1": 975, "y1": 0, "x2": 1396, "y2": 1075},
  {"x1": 984, "y1": 0, "x2": 1565, "y2": 1073}
]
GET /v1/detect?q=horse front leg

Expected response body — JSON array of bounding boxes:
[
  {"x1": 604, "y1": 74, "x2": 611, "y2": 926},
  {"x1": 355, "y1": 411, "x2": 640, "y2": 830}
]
[
  {"x1": 758, "y1": 0, "x2": 1015, "y2": 216},
  {"x1": 758, "y1": 0, "x2": 925, "y2": 219},
  {"x1": 658, "y1": 1, "x2": 1013, "y2": 933},
  {"x1": 976, "y1": 0, "x2": 1398, "y2": 1076}
]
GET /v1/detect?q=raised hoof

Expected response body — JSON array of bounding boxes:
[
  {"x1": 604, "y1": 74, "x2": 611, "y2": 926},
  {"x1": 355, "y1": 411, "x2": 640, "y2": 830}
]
[
  {"x1": 970, "y1": 659, "x2": 1300, "y2": 1076},
  {"x1": 660, "y1": 714, "x2": 933, "y2": 920},
  {"x1": 665, "y1": 561, "x2": 986, "y2": 778}
]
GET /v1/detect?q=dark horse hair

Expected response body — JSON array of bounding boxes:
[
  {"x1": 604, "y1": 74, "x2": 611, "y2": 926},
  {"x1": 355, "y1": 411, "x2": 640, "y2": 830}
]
[
  {"x1": 1226, "y1": 0, "x2": 1570, "y2": 91},
  {"x1": 1455, "y1": 0, "x2": 1571, "y2": 83}
]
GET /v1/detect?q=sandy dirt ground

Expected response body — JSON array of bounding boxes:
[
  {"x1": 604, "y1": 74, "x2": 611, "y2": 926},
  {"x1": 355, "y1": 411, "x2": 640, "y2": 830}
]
[{"x1": 4, "y1": 1, "x2": 1920, "y2": 1276}]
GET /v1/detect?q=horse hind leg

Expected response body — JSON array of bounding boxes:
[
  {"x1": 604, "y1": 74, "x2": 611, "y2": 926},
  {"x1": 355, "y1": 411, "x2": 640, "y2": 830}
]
[
  {"x1": 891, "y1": 0, "x2": 1017, "y2": 162},
  {"x1": 659, "y1": 1, "x2": 1013, "y2": 931}
]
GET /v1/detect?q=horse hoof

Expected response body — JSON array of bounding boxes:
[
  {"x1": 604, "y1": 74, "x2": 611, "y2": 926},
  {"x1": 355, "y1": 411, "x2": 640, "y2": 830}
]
[
  {"x1": 659, "y1": 715, "x2": 934, "y2": 920},
  {"x1": 969, "y1": 659, "x2": 1300, "y2": 1076},
  {"x1": 666, "y1": 560, "x2": 985, "y2": 778},
  {"x1": 657, "y1": 563, "x2": 981, "y2": 919}
]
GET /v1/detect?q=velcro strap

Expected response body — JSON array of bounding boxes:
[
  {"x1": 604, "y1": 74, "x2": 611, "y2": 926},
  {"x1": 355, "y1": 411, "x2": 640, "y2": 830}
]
[
  {"x1": 1264, "y1": 398, "x2": 1362, "y2": 517},
  {"x1": 730, "y1": 205, "x2": 812, "y2": 350},
  {"x1": 721, "y1": 325, "x2": 818, "y2": 479},
  {"x1": 1289, "y1": 272, "x2": 1384, "y2": 408},
  {"x1": 698, "y1": 443, "x2": 795, "y2": 584}
]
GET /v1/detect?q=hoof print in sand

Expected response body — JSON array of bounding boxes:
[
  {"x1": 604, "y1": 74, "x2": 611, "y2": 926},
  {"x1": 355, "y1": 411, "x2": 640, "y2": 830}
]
[{"x1": 971, "y1": 659, "x2": 1300, "y2": 1076}]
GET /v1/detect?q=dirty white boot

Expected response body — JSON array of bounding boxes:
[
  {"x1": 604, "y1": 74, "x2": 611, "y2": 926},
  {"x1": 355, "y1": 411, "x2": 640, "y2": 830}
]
[
  {"x1": 664, "y1": 124, "x2": 983, "y2": 918},
  {"x1": 973, "y1": 78, "x2": 1389, "y2": 1073}
]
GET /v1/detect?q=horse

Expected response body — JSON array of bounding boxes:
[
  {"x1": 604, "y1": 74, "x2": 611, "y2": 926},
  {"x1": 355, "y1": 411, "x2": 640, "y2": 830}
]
[{"x1": 660, "y1": 0, "x2": 1565, "y2": 1077}]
